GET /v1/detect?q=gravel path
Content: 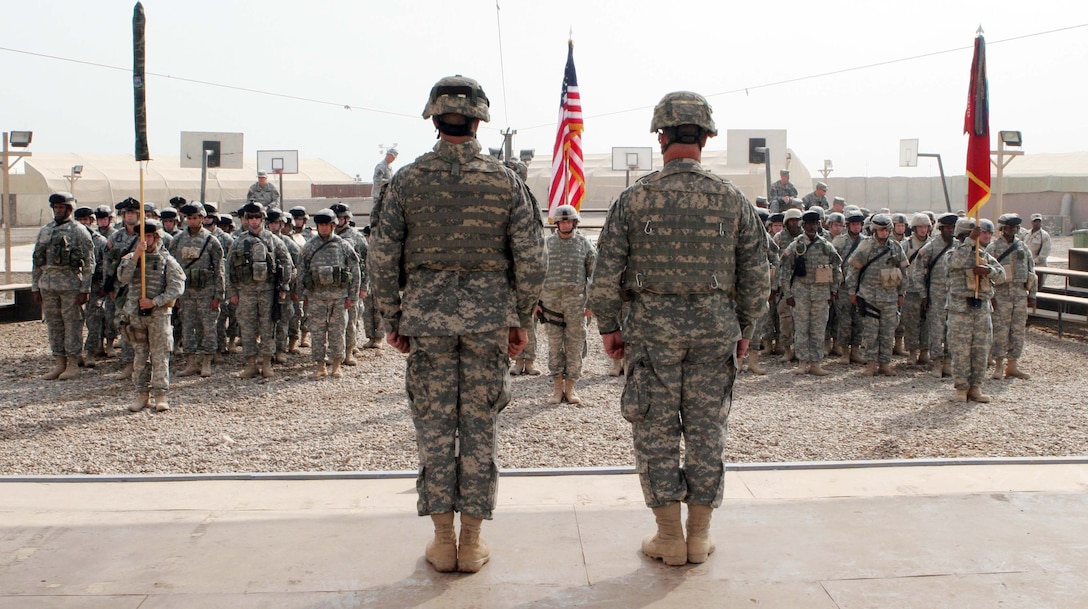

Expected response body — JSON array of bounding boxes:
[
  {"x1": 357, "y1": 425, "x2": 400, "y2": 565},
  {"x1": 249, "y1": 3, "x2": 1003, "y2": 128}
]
[{"x1": 1, "y1": 310, "x2": 1085, "y2": 476}]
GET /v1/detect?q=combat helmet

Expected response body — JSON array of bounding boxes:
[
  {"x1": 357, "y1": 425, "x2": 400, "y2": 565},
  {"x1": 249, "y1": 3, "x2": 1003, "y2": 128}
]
[
  {"x1": 553, "y1": 204, "x2": 580, "y2": 224},
  {"x1": 422, "y1": 75, "x2": 490, "y2": 122},
  {"x1": 48, "y1": 192, "x2": 76, "y2": 208},
  {"x1": 650, "y1": 91, "x2": 717, "y2": 136}
]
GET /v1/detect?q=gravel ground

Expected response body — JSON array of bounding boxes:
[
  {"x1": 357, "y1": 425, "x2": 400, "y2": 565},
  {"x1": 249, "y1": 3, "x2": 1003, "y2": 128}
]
[{"x1": 1, "y1": 306, "x2": 1085, "y2": 475}]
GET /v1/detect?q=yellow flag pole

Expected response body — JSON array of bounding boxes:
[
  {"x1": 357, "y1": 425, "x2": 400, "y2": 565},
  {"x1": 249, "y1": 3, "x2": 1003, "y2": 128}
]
[{"x1": 139, "y1": 162, "x2": 146, "y2": 302}]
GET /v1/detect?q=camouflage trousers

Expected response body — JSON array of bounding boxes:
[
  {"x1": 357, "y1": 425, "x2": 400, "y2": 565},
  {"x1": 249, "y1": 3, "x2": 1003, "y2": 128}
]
[
  {"x1": 275, "y1": 298, "x2": 298, "y2": 352},
  {"x1": 991, "y1": 284, "x2": 1028, "y2": 360},
  {"x1": 305, "y1": 298, "x2": 348, "y2": 362},
  {"x1": 103, "y1": 294, "x2": 117, "y2": 341},
  {"x1": 513, "y1": 318, "x2": 538, "y2": 364},
  {"x1": 363, "y1": 291, "x2": 385, "y2": 340},
  {"x1": 623, "y1": 341, "x2": 736, "y2": 509},
  {"x1": 84, "y1": 291, "x2": 108, "y2": 353},
  {"x1": 835, "y1": 288, "x2": 863, "y2": 347},
  {"x1": 543, "y1": 288, "x2": 588, "y2": 379},
  {"x1": 127, "y1": 309, "x2": 173, "y2": 397},
  {"x1": 925, "y1": 296, "x2": 949, "y2": 359},
  {"x1": 217, "y1": 299, "x2": 237, "y2": 348},
  {"x1": 901, "y1": 292, "x2": 927, "y2": 352},
  {"x1": 776, "y1": 297, "x2": 794, "y2": 350},
  {"x1": 860, "y1": 299, "x2": 900, "y2": 364},
  {"x1": 407, "y1": 329, "x2": 509, "y2": 520},
  {"x1": 345, "y1": 300, "x2": 362, "y2": 354},
  {"x1": 791, "y1": 292, "x2": 831, "y2": 362},
  {"x1": 180, "y1": 287, "x2": 220, "y2": 355},
  {"x1": 947, "y1": 309, "x2": 993, "y2": 390},
  {"x1": 237, "y1": 289, "x2": 276, "y2": 358},
  {"x1": 41, "y1": 289, "x2": 84, "y2": 357}
]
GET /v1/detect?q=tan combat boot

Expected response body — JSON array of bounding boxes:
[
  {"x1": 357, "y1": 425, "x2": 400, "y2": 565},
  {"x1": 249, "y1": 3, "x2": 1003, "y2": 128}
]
[
  {"x1": 893, "y1": 336, "x2": 908, "y2": 356},
  {"x1": 607, "y1": 357, "x2": 625, "y2": 376},
  {"x1": 118, "y1": 362, "x2": 134, "y2": 380},
  {"x1": 103, "y1": 338, "x2": 115, "y2": 358},
  {"x1": 839, "y1": 347, "x2": 853, "y2": 365},
  {"x1": 795, "y1": 361, "x2": 810, "y2": 375},
  {"x1": 130, "y1": 391, "x2": 150, "y2": 412},
  {"x1": 363, "y1": 336, "x2": 383, "y2": 349},
  {"x1": 809, "y1": 361, "x2": 830, "y2": 376},
  {"x1": 918, "y1": 349, "x2": 931, "y2": 365},
  {"x1": 990, "y1": 358, "x2": 1005, "y2": 380},
  {"x1": 299, "y1": 330, "x2": 311, "y2": 348},
  {"x1": 564, "y1": 378, "x2": 582, "y2": 405},
  {"x1": 908, "y1": 350, "x2": 918, "y2": 365},
  {"x1": 685, "y1": 504, "x2": 716, "y2": 564},
  {"x1": 509, "y1": 359, "x2": 524, "y2": 376},
  {"x1": 878, "y1": 362, "x2": 898, "y2": 377},
  {"x1": 41, "y1": 355, "x2": 67, "y2": 380},
  {"x1": 942, "y1": 357, "x2": 951, "y2": 377},
  {"x1": 457, "y1": 514, "x2": 490, "y2": 573},
  {"x1": 829, "y1": 340, "x2": 844, "y2": 357},
  {"x1": 342, "y1": 350, "x2": 358, "y2": 366},
  {"x1": 642, "y1": 503, "x2": 687, "y2": 566},
  {"x1": 523, "y1": 359, "x2": 542, "y2": 375},
  {"x1": 274, "y1": 350, "x2": 287, "y2": 364},
  {"x1": 57, "y1": 356, "x2": 81, "y2": 381},
  {"x1": 239, "y1": 356, "x2": 259, "y2": 379},
  {"x1": 547, "y1": 377, "x2": 565, "y2": 405},
  {"x1": 313, "y1": 361, "x2": 327, "y2": 379},
  {"x1": 287, "y1": 337, "x2": 300, "y2": 354},
  {"x1": 778, "y1": 346, "x2": 795, "y2": 364},
  {"x1": 968, "y1": 386, "x2": 992, "y2": 403},
  {"x1": 746, "y1": 350, "x2": 767, "y2": 375},
  {"x1": 863, "y1": 360, "x2": 878, "y2": 376},
  {"x1": 177, "y1": 356, "x2": 202, "y2": 377},
  {"x1": 329, "y1": 358, "x2": 343, "y2": 379},
  {"x1": 954, "y1": 388, "x2": 968, "y2": 402},
  {"x1": 260, "y1": 356, "x2": 274, "y2": 379},
  {"x1": 1005, "y1": 359, "x2": 1031, "y2": 380},
  {"x1": 425, "y1": 512, "x2": 457, "y2": 573},
  {"x1": 200, "y1": 354, "x2": 213, "y2": 378},
  {"x1": 850, "y1": 345, "x2": 867, "y2": 364},
  {"x1": 154, "y1": 394, "x2": 170, "y2": 412}
]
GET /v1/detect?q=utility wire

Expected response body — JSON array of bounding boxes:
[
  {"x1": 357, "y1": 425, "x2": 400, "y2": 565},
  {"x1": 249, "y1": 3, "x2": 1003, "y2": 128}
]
[{"x1": 494, "y1": 1, "x2": 511, "y2": 128}]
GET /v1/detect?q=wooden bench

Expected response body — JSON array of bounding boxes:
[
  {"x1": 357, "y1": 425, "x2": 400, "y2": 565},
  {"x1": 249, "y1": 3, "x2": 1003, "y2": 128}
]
[
  {"x1": 0, "y1": 283, "x2": 41, "y2": 324},
  {"x1": 1033, "y1": 267, "x2": 1088, "y2": 338}
]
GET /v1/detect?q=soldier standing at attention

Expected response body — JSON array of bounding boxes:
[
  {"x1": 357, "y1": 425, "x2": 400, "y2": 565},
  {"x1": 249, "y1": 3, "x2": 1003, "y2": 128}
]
[
  {"x1": 370, "y1": 75, "x2": 545, "y2": 573},
  {"x1": 845, "y1": 214, "x2": 908, "y2": 376},
  {"x1": 267, "y1": 209, "x2": 301, "y2": 365},
  {"x1": 118, "y1": 219, "x2": 185, "y2": 412},
  {"x1": 331, "y1": 203, "x2": 368, "y2": 365},
  {"x1": 945, "y1": 218, "x2": 1005, "y2": 402},
  {"x1": 104, "y1": 198, "x2": 143, "y2": 378},
  {"x1": 225, "y1": 202, "x2": 293, "y2": 379},
  {"x1": 75, "y1": 206, "x2": 110, "y2": 360},
  {"x1": 832, "y1": 211, "x2": 867, "y2": 365},
  {"x1": 901, "y1": 213, "x2": 933, "y2": 365},
  {"x1": 171, "y1": 203, "x2": 224, "y2": 378},
  {"x1": 298, "y1": 208, "x2": 360, "y2": 378},
  {"x1": 911, "y1": 213, "x2": 958, "y2": 378},
  {"x1": 247, "y1": 171, "x2": 280, "y2": 210},
  {"x1": 32, "y1": 192, "x2": 95, "y2": 380},
  {"x1": 779, "y1": 210, "x2": 843, "y2": 376},
  {"x1": 588, "y1": 91, "x2": 769, "y2": 567},
  {"x1": 540, "y1": 204, "x2": 596, "y2": 404},
  {"x1": 987, "y1": 213, "x2": 1036, "y2": 380}
]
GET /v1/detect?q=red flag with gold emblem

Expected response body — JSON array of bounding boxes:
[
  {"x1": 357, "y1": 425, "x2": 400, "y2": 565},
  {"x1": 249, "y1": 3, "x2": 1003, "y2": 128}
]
[{"x1": 964, "y1": 33, "x2": 990, "y2": 215}]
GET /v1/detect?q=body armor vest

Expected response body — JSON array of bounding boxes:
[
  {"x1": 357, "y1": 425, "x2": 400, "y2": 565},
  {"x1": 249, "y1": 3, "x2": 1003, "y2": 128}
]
[{"x1": 34, "y1": 223, "x2": 85, "y2": 270}]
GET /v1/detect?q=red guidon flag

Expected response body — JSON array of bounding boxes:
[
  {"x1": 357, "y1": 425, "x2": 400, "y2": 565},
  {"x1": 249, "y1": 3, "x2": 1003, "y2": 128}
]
[
  {"x1": 548, "y1": 39, "x2": 585, "y2": 220},
  {"x1": 964, "y1": 32, "x2": 990, "y2": 215}
]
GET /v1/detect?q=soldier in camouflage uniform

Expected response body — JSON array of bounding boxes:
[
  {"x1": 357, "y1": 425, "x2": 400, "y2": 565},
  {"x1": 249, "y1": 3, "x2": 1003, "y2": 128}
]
[
  {"x1": 32, "y1": 193, "x2": 95, "y2": 380},
  {"x1": 298, "y1": 208, "x2": 361, "y2": 378},
  {"x1": 287, "y1": 206, "x2": 313, "y2": 349},
  {"x1": 910, "y1": 213, "x2": 958, "y2": 378},
  {"x1": 225, "y1": 202, "x2": 293, "y2": 379},
  {"x1": 507, "y1": 159, "x2": 543, "y2": 376},
  {"x1": 118, "y1": 220, "x2": 185, "y2": 412},
  {"x1": 370, "y1": 75, "x2": 545, "y2": 574},
  {"x1": 802, "y1": 182, "x2": 829, "y2": 211},
  {"x1": 779, "y1": 210, "x2": 843, "y2": 375},
  {"x1": 159, "y1": 208, "x2": 182, "y2": 240},
  {"x1": 246, "y1": 171, "x2": 280, "y2": 210},
  {"x1": 588, "y1": 91, "x2": 769, "y2": 567},
  {"x1": 331, "y1": 203, "x2": 369, "y2": 365},
  {"x1": 171, "y1": 203, "x2": 224, "y2": 378},
  {"x1": 845, "y1": 214, "x2": 908, "y2": 376},
  {"x1": 743, "y1": 208, "x2": 776, "y2": 375},
  {"x1": 75, "y1": 206, "x2": 109, "y2": 359},
  {"x1": 95, "y1": 205, "x2": 116, "y2": 239},
  {"x1": 373, "y1": 147, "x2": 398, "y2": 196},
  {"x1": 832, "y1": 211, "x2": 867, "y2": 365},
  {"x1": 267, "y1": 209, "x2": 301, "y2": 364},
  {"x1": 539, "y1": 204, "x2": 596, "y2": 404},
  {"x1": 362, "y1": 187, "x2": 387, "y2": 351},
  {"x1": 901, "y1": 213, "x2": 933, "y2": 365},
  {"x1": 772, "y1": 208, "x2": 803, "y2": 362},
  {"x1": 945, "y1": 218, "x2": 1006, "y2": 402},
  {"x1": 103, "y1": 198, "x2": 144, "y2": 377},
  {"x1": 987, "y1": 213, "x2": 1036, "y2": 380},
  {"x1": 767, "y1": 169, "x2": 797, "y2": 214}
]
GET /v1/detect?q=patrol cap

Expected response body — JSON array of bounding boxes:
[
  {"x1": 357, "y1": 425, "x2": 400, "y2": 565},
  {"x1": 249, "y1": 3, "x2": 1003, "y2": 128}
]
[
  {"x1": 833, "y1": 196, "x2": 845, "y2": 204},
  {"x1": 116, "y1": 197, "x2": 140, "y2": 212},
  {"x1": 159, "y1": 209, "x2": 178, "y2": 221},
  {"x1": 288, "y1": 205, "x2": 308, "y2": 219},
  {"x1": 815, "y1": 182, "x2": 828, "y2": 191},
  {"x1": 48, "y1": 192, "x2": 76, "y2": 207},
  {"x1": 241, "y1": 202, "x2": 265, "y2": 217},
  {"x1": 783, "y1": 208, "x2": 803, "y2": 222},
  {"x1": 801, "y1": 210, "x2": 822, "y2": 223},
  {"x1": 140, "y1": 219, "x2": 162, "y2": 234},
  {"x1": 179, "y1": 203, "x2": 206, "y2": 217},
  {"x1": 74, "y1": 206, "x2": 94, "y2": 219},
  {"x1": 650, "y1": 91, "x2": 717, "y2": 136},
  {"x1": 330, "y1": 203, "x2": 351, "y2": 218},
  {"x1": 937, "y1": 213, "x2": 959, "y2": 227},
  {"x1": 979, "y1": 218, "x2": 995, "y2": 233},
  {"x1": 768, "y1": 212, "x2": 785, "y2": 224},
  {"x1": 313, "y1": 208, "x2": 336, "y2": 224},
  {"x1": 257, "y1": 171, "x2": 268, "y2": 178},
  {"x1": 169, "y1": 196, "x2": 187, "y2": 208},
  {"x1": 954, "y1": 217, "x2": 976, "y2": 234},
  {"x1": 387, "y1": 148, "x2": 399, "y2": 158},
  {"x1": 827, "y1": 212, "x2": 845, "y2": 225},
  {"x1": 787, "y1": 197, "x2": 804, "y2": 210},
  {"x1": 755, "y1": 196, "x2": 768, "y2": 204},
  {"x1": 780, "y1": 169, "x2": 790, "y2": 176},
  {"x1": 94, "y1": 205, "x2": 113, "y2": 218},
  {"x1": 423, "y1": 75, "x2": 491, "y2": 122},
  {"x1": 997, "y1": 213, "x2": 1022, "y2": 227},
  {"x1": 910, "y1": 212, "x2": 932, "y2": 228},
  {"x1": 1031, "y1": 213, "x2": 1043, "y2": 221},
  {"x1": 870, "y1": 213, "x2": 892, "y2": 228},
  {"x1": 266, "y1": 209, "x2": 284, "y2": 223},
  {"x1": 846, "y1": 211, "x2": 866, "y2": 224}
]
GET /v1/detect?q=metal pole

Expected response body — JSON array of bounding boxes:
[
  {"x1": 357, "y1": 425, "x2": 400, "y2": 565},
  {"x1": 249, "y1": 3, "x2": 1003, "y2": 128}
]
[
  {"x1": 918, "y1": 153, "x2": 952, "y2": 213},
  {"x1": 3, "y1": 132, "x2": 10, "y2": 285},
  {"x1": 625, "y1": 169, "x2": 630, "y2": 188},
  {"x1": 278, "y1": 172, "x2": 284, "y2": 211},
  {"x1": 200, "y1": 149, "x2": 209, "y2": 205},
  {"x1": 764, "y1": 148, "x2": 772, "y2": 201}
]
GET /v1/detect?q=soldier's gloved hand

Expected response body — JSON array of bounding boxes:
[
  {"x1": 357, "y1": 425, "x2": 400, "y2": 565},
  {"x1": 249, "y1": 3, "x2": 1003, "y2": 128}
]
[
  {"x1": 387, "y1": 330, "x2": 410, "y2": 354},
  {"x1": 77, "y1": 293, "x2": 89, "y2": 306},
  {"x1": 32, "y1": 291, "x2": 42, "y2": 303},
  {"x1": 786, "y1": 297, "x2": 796, "y2": 307},
  {"x1": 210, "y1": 298, "x2": 220, "y2": 310},
  {"x1": 602, "y1": 331, "x2": 625, "y2": 361},
  {"x1": 972, "y1": 265, "x2": 991, "y2": 276}
]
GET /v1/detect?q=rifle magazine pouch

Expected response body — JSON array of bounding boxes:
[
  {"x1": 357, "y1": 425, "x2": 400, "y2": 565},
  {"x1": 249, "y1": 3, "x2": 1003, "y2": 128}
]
[
  {"x1": 1002, "y1": 264, "x2": 1014, "y2": 284},
  {"x1": 965, "y1": 269, "x2": 991, "y2": 292},
  {"x1": 317, "y1": 265, "x2": 335, "y2": 286},
  {"x1": 879, "y1": 267, "x2": 902, "y2": 288},
  {"x1": 814, "y1": 265, "x2": 832, "y2": 284}
]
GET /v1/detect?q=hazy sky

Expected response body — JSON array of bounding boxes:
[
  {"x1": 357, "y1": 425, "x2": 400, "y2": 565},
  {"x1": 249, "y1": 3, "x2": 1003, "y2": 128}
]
[{"x1": 3, "y1": 0, "x2": 1086, "y2": 181}]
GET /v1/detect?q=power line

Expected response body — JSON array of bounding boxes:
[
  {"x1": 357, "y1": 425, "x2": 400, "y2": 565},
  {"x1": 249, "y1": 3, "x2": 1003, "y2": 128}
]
[{"x1": 494, "y1": 1, "x2": 511, "y2": 127}]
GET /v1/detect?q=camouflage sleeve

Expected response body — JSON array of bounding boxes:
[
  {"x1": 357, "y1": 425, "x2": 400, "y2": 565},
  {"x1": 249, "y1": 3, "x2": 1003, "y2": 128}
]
[
  {"x1": 909, "y1": 246, "x2": 930, "y2": 299},
  {"x1": 357, "y1": 237, "x2": 369, "y2": 292},
  {"x1": 31, "y1": 228, "x2": 46, "y2": 290},
  {"x1": 587, "y1": 196, "x2": 630, "y2": 334},
  {"x1": 75, "y1": 226, "x2": 95, "y2": 293},
  {"x1": 830, "y1": 243, "x2": 844, "y2": 289},
  {"x1": 778, "y1": 245, "x2": 796, "y2": 300},
  {"x1": 210, "y1": 238, "x2": 225, "y2": 299},
  {"x1": 508, "y1": 178, "x2": 546, "y2": 329},
  {"x1": 274, "y1": 237, "x2": 293, "y2": 289},
  {"x1": 584, "y1": 238, "x2": 597, "y2": 292},
  {"x1": 297, "y1": 241, "x2": 313, "y2": 300},
  {"x1": 118, "y1": 253, "x2": 137, "y2": 286},
  {"x1": 370, "y1": 178, "x2": 408, "y2": 333},
  {"x1": 156, "y1": 255, "x2": 186, "y2": 307},
  {"x1": 844, "y1": 243, "x2": 866, "y2": 293},
  {"x1": 984, "y1": 250, "x2": 1006, "y2": 286},
  {"x1": 224, "y1": 240, "x2": 239, "y2": 298},
  {"x1": 345, "y1": 242, "x2": 362, "y2": 302},
  {"x1": 733, "y1": 197, "x2": 770, "y2": 337}
]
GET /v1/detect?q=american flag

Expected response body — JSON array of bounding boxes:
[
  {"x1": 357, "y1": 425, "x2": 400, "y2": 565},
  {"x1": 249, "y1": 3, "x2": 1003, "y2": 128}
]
[
  {"x1": 964, "y1": 32, "x2": 990, "y2": 216},
  {"x1": 548, "y1": 39, "x2": 585, "y2": 219}
]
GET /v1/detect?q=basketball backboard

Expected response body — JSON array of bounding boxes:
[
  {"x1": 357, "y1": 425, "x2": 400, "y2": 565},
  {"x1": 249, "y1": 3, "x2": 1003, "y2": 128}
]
[
  {"x1": 180, "y1": 131, "x2": 244, "y2": 169},
  {"x1": 257, "y1": 149, "x2": 299, "y2": 175},
  {"x1": 611, "y1": 147, "x2": 653, "y2": 171}
]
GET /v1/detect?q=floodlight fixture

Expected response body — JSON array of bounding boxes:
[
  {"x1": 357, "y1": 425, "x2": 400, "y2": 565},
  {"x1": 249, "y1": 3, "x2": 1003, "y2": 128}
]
[
  {"x1": 999, "y1": 130, "x2": 1022, "y2": 147},
  {"x1": 9, "y1": 131, "x2": 32, "y2": 147},
  {"x1": 519, "y1": 149, "x2": 535, "y2": 163},
  {"x1": 71, "y1": 165, "x2": 83, "y2": 175}
]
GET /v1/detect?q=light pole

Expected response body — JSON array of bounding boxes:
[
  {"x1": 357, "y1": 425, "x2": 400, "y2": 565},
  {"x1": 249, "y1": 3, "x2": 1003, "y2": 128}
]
[
  {"x1": 991, "y1": 131, "x2": 1023, "y2": 219},
  {"x1": 819, "y1": 159, "x2": 833, "y2": 181},
  {"x1": 754, "y1": 146, "x2": 771, "y2": 200},
  {"x1": 3, "y1": 131, "x2": 33, "y2": 285},
  {"x1": 64, "y1": 165, "x2": 83, "y2": 196}
]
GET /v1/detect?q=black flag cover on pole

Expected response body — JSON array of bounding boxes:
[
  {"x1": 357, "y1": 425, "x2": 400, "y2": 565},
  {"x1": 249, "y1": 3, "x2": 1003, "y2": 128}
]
[{"x1": 133, "y1": 2, "x2": 149, "y2": 161}]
